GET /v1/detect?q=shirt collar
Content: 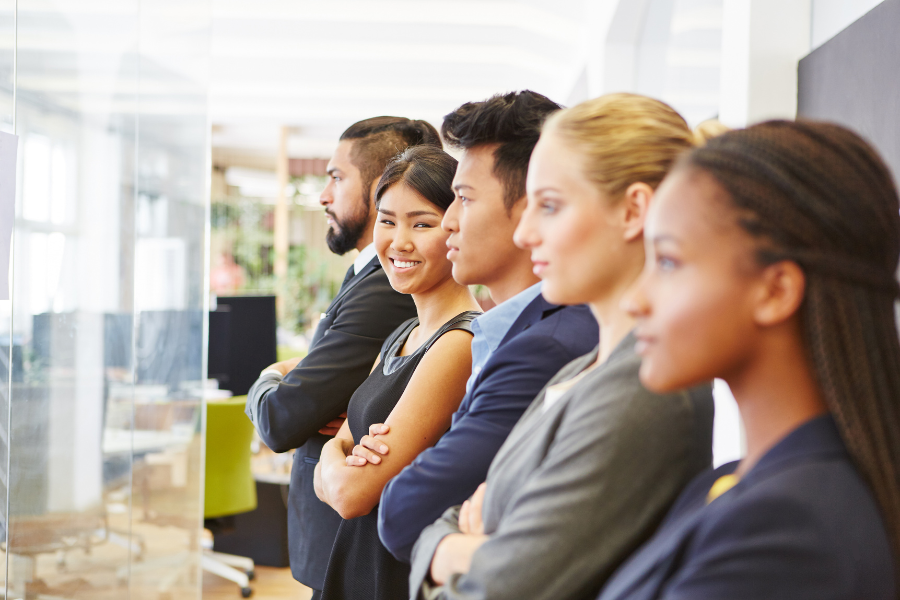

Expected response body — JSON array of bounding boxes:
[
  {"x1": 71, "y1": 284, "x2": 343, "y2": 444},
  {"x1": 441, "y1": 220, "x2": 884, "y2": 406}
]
[
  {"x1": 353, "y1": 243, "x2": 378, "y2": 275},
  {"x1": 473, "y1": 282, "x2": 543, "y2": 353}
]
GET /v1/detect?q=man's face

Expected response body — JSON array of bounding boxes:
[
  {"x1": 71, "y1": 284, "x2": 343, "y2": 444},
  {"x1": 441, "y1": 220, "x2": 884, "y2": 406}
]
[
  {"x1": 320, "y1": 140, "x2": 371, "y2": 255},
  {"x1": 442, "y1": 145, "x2": 528, "y2": 286}
]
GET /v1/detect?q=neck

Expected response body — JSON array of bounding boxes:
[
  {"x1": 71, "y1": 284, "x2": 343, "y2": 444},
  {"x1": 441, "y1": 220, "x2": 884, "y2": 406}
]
[
  {"x1": 355, "y1": 231, "x2": 373, "y2": 253},
  {"x1": 589, "y1": 249, "x2": 643, "y2": 364},
  {"x1": 411, "y1": 275, "x2": 478, "y2": 334},
  {"x1": 726, "y1": 327, "x2": 829, "y2": 477},
  {"x1": 486, "y1": 254, "x2": 540, "y2": 305}
]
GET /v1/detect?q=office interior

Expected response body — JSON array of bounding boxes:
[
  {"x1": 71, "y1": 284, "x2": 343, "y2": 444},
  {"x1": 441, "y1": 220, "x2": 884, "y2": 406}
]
[{"x1": 0, "y1": 0, "x2": 894, "y2": 598}]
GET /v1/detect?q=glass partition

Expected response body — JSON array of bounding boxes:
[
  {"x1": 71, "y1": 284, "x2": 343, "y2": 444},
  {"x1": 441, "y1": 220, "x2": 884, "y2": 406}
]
[{"x1": 2, "y1": 2, "x2": 211, "y2": 599}]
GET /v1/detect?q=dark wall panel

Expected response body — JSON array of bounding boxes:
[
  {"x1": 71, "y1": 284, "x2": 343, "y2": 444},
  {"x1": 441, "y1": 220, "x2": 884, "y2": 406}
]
[{"x1": 798, "y1": 0, "x2": 900, "y2": 182}]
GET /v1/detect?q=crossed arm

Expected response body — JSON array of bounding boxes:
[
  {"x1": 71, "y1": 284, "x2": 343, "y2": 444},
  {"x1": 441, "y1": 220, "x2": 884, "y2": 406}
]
[{"x1": 314, "y1": 330, "x2": 474, "y2": 520}]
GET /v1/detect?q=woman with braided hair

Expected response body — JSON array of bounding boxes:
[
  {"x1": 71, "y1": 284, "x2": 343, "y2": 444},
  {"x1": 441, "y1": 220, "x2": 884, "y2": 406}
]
[{"x1": 598, "y1": 119, "x2": 898, "y2": 600}]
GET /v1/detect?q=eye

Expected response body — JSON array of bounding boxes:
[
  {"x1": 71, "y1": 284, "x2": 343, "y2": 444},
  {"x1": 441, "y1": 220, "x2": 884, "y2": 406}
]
[
  {"x1": 656, "y1": 255, "x2": 680, "y2": 271},
  {"x1": 379, "y1": 218, "x2": 395, "y2": 226},
  {"x1": 539, "y1": 200, "x2": 560, "y2": 215},
  {"x1": 413, "y1": 222, "x2": 433, "y2": 229},
  {"x1": 459, "y1": 195, "x2": 470, "y2": 204},
  {"x1": 331, "y1": 175, "x2": 341, "y2": 182}
]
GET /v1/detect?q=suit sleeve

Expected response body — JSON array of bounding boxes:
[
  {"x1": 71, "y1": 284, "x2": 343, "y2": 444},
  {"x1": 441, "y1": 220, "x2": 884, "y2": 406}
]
[
  {"x1": 249, "y1": 271, "x2": 415, "y2": 453},
  {"x1": 409, "y1": 368, "x2": 706, "y2": 600},
  {"x1": 378, "y1": 335, "x2": 579, "y2": 563}
]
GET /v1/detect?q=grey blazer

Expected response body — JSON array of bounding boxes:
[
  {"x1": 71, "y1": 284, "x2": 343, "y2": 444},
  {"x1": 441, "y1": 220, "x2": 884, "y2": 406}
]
[{"x1": 409, "y1": 332, "x2": 715, "y2": 600}]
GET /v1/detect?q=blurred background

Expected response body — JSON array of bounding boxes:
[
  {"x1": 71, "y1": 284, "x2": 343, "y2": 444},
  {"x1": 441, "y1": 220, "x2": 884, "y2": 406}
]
[{"x1": 0, "y1": 0, "x2": 891, "y2": 598}]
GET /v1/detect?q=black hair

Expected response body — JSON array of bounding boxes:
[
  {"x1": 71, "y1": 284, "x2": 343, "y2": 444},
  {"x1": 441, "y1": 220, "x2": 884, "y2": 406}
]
[
  {"x1": 339, "y1": 117, "x2": 442, "y2": 200},
  {"x1": 686, "y1": 120, "x2": 900, "y2": 579},
  {"x1": 441, "y1": 90, "x2": 563, "y2": 209},
  {"x1": 375, "y1": 145, "x2": 458, "y2": 213}
]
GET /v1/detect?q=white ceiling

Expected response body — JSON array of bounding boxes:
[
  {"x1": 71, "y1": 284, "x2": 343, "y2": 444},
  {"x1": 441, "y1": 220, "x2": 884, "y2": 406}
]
[{"x1": 209, "y1": 0, "x2": 593, "y2": 161}]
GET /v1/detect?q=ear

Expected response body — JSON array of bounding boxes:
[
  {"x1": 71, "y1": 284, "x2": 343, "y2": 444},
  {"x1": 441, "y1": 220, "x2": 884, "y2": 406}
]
[
  {"x1": 752, "y1": 261, "x2": 806, "y2": 327},
  {"x1": 621, "y1": 182, "x2": 654, "y2": 242}
]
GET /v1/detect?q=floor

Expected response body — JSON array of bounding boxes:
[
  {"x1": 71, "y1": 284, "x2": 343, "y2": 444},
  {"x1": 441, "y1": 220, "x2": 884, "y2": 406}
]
[{"x1": 202, "y1": 565, "x2": 311, "y2": 600}]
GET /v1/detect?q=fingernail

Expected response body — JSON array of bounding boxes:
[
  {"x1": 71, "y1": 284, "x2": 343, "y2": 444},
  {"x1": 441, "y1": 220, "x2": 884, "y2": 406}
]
[
  {"x1": 372, "y1": 456, "x2": 380, "y2": 463},
  {"x1": 380, "y1": 445, "x2": 388, "y2": 453}
]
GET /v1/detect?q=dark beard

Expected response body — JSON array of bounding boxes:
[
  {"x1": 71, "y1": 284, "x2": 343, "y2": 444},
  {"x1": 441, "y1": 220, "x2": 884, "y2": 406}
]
[{"x1": 325, "y1": 199, "x2": 371, "y2": 255}]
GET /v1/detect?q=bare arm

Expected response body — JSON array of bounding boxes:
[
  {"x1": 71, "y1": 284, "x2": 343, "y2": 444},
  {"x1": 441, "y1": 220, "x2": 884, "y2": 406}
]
[{"x1": 316, "y1": 329, "x2": 473, "y2": 520}]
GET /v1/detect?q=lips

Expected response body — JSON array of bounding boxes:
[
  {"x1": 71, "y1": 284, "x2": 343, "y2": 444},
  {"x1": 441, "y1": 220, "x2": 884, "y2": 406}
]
[
  {"x1": 531, "y1": 257, "x2": 548, "y2": 276},
  {"x1": 633, "y1": 333, "x2": 655, "y2": 356}
]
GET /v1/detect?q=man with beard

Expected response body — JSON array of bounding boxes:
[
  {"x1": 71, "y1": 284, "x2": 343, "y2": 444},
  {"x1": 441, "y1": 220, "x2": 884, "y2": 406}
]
[{"x1": 245, "y1": 117, "x2": 433, "y2": 597}]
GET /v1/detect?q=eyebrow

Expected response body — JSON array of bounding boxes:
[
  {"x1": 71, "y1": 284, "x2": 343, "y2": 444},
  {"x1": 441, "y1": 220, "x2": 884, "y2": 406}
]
[
  {"x1": 452, "y1": 184, "x2": 473, "y2": 192},
  {"x1": 533, "y1": 187, "x2": 562, "y2": 195},
  {"x1": 377, "y1": 208, "x2": 441, "y2": 218},
  {"x1": 652, "y1": 234, "x2": 680, "y2": 244},
  {"x1": 326, "y1": 167, "x2": 341, "y2": 175}
]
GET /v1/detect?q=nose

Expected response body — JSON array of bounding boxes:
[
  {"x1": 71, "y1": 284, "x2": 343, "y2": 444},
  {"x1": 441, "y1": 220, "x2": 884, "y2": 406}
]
[
  {"x1": 319, "y1": 179, "x2": 334, "y2": 207},
  {"x1": 621, "y1": 268, "x2": 652, "y2": 319},
  {"x1": 442, "y1": 197, "x2": 460, "y2": 233},
  {"x1": 513, "y1": 200, "x2": 540, "y2": 250},
  {"x1": 390, "y1": 226, "x2": 415, "y2": 253}
]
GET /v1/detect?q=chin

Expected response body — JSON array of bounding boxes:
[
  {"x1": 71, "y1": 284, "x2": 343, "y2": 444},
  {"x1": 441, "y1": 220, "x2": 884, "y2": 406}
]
[
  {"x1": 540, "y1": 283, "x2": 580, "y2": 307},
  {"x1": 638, "y1": 360, "x2": 699, "y2": 394}
]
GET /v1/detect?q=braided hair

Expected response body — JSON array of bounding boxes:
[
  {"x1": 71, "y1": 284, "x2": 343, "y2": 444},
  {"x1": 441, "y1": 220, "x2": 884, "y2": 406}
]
[{"x1": 686, "y1": 119, "x2": 900, "y2": 577}]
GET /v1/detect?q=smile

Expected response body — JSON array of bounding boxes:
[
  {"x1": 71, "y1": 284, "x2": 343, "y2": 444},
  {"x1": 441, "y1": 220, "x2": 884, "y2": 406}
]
[{"x1": 391, "y1": 259, "x2": 421, "y2": 269}]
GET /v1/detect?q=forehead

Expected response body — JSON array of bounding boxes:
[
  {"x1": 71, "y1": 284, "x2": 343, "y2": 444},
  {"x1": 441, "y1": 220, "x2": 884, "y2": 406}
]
[
  {"x1": 327, "y1": 140, "x2": 359, "y2": 173},
  {"x1": 379, "y1": 182, "x2": 439, "y2": 213},
  {"x1": 649, "y1": 167, "x2": 743, "y2": 244},
  {"x1": 454, "y1": 144, "x2": 501, "y2": 188}
]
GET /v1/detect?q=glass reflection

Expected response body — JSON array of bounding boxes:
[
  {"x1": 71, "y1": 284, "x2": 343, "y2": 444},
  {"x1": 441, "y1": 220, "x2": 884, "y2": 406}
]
[{"x1": 4, "y1": 1, "x2": 210, "y2": 599}]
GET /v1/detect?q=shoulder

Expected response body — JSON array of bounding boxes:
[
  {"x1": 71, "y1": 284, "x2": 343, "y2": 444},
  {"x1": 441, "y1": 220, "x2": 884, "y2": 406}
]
[
  {"x1": 560, "y1": 352, "x2": 712, "y2": 441},
  {"x1": 699, "y1": 458, "x2": 893, "y2": 574}
]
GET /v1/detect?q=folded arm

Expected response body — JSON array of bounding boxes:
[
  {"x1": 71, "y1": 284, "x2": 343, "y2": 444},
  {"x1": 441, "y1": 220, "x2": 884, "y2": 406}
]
[
  {"x1": 317, "y1": 329, "x2": 474, "y2": 520},
  {"x1": 410, "y1": 385, "x2": 704, "y2": 600},
  {"x1": 245, "y1": 273, "x2": 413, "y2": 452},
  {"x1": 376, "y1": 335, "x2": 574, "y2": 562}
]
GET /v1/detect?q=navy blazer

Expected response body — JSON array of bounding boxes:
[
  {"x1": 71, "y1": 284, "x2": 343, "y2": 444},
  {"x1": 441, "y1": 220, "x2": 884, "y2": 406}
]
[
  {"x1": 377, "y1": 296, "x2": 598, "y2": 562},
  {"x1": 597, "y1": 415, "x2": 895, "y2": 600},
  {"x1": 248, "y1": 257, "x2": 416, "y2": 590}
]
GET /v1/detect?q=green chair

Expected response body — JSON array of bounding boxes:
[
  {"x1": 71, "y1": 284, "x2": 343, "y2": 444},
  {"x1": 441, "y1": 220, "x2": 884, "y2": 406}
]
[{"x1": 203, "y1": 396, "x2": 258, "y2": 598}]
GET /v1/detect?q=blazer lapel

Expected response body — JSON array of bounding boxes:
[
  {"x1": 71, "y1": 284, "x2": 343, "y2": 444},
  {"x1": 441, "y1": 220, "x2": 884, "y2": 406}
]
[
  {"x1": 324, "y1": 255, "x2": 381, "y2": 313},
  {"x1": 498, "y1": 294, "x2": 561, "y2": 347}
]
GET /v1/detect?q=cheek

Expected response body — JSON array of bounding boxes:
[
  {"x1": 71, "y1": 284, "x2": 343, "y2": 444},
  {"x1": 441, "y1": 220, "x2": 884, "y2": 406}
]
[
  {"x1": 541, "y1": 212, "x2": 611, "y2": 298},
  {"x1": 641, "y1": 275, "x2": 755, "y2": 392}
]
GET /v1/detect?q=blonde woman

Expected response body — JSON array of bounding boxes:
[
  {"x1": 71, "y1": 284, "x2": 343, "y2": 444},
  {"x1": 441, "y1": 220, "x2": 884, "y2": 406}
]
[{"x1": 409, "y1": 94, "x2": 715, "y2": 600}]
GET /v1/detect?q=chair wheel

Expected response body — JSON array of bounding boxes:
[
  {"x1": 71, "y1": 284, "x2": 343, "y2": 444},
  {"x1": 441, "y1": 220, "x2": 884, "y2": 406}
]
[
  {"x1": 246, "y1": 569, "x2": 255, "y2": 581},
  {"x1": 241, "y1": 587, "x2": 253, "y2": 598}
]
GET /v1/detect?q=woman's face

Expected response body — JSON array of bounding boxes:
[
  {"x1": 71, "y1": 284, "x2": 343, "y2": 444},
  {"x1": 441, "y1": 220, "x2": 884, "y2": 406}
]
[
  {"x1": 515, "y1": 129, "x2": 639, "y2": 306},
  {"x1": 623, "y1": 167, "x2": 767, "y2": 393},
  {"x1": 374, "y1": 183, "x2": 454, "y2": 295}
]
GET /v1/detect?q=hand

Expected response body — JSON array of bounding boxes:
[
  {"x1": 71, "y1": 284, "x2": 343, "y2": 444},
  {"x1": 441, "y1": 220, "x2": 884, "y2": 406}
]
[
  {"x1": 430, "y1": 533, "x2": 488, "y2": 586},
  {"x1": 265, "y1": 356, "x2": 302, "y2": 377},
  {"x1": 347, "y1": 423, "x2": 391, "y2": 466},
  {"x1": 319, "y1": 412, "x2": 347, "y2": 436},
  {"x1": 458, "y1": 482, "x2": 487, "y2": 535}
]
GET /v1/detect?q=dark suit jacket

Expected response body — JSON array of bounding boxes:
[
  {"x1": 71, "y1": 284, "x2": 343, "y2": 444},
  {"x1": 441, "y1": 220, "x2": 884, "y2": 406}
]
[
  {"x1": 597, "y1": 415, "x2": 895, "y2": 600},
  {"x1": 378, "y1": 297, "x2": 598, "y2": 563},
  {"x1": 247, "y1": 256, "x2": 416, "y2": 590}
]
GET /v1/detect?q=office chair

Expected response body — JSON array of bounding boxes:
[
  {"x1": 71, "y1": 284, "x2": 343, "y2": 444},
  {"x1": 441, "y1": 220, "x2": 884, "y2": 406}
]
[{"x1": 203, "y1": 395, "x2": 258, "y2": 598}]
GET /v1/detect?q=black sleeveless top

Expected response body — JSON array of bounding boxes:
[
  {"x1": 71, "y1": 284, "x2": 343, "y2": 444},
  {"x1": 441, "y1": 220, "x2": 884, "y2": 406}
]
[{"x1": 320, "y1": 310, "x2": 481, "y2": 600}]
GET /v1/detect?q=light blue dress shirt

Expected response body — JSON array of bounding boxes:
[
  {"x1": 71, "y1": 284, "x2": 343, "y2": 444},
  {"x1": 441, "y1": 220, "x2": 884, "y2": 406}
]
[{"x1": 466, "y1": 282, "x2": 543, "y2": 394}]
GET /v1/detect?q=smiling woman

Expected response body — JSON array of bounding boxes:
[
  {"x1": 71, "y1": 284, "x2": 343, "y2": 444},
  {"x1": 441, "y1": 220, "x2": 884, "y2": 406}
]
[{"x1": 314, "y1": 145, "x2": 482, "y2": 600}]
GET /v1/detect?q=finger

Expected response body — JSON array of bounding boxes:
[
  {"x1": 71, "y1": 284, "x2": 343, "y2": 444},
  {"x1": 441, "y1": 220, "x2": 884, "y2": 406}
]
[
  {"x1": 318, "y1": 426, "x2": 340, "y2": 436},
  {"x1": 351, "y1": 444, "x2": 381, "y2": 464},
  {"x1": 368, "y1": 422, "x2": 390, "y2": 436},
  {"x1": 458, "y1": 500, "x2": 471, "y2": 534},
  {"x1": 323, "y1": 418, "x2": 343, "y2": 429},
  {"x1": 345, "y1": 454, "x2": 367, "y2": 467},
  {"x1": 338, "y1": 412, "x2": 348, "y2": 418},
  {"x1": 360, "y1": 435, "x2": 390, "y2": 455},
  {"x1": 469, "y1": 484, "x2": 487, "y2": 535}
]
